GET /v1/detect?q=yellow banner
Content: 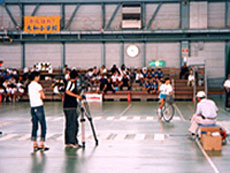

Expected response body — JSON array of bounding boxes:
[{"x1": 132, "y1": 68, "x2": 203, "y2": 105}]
[{"x1": 24, "y1": 16, "x2": 60, "y2": 34}]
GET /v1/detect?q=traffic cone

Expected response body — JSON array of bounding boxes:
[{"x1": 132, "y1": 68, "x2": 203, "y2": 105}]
[{"x1": 128, "y1": 91, "x2": 131, "y2": 102}]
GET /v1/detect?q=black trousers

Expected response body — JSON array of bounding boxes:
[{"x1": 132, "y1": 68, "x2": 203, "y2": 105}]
[
  {"x1": 226, "y1": 90, "x2": 230, "y2": 108},
  {"x1": 64, "y1": 109, "x2": 79, "y2": 145}
]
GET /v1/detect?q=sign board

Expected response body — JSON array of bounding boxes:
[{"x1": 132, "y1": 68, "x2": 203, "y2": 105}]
[
  {"x1": 85, "y1": 93, "x2": 102, "y2": 102},
  {"x1": 24, "y1": 16, "x2": 60, "y2": 34},
  {"x1": 187, "y1": 57, "x2": 206, "y2": 66},
  {"x1": 148, "y1": 60, "x2": 165, "y2": 67}
]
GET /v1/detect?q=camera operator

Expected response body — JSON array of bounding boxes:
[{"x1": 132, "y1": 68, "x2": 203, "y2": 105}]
[{"x1": 63, "y1": 69, "x2": 82, "y2": 149}]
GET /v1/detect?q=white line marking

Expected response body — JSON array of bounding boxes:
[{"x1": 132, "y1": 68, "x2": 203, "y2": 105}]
[
  {"x1": 107, "y1": 116, "x2": 114, "y2": 120},
  {"x1": 114, "y1": 134, "x2": 126, "y2": 141},
  {"x1": 53, "y1": 117, "x2": 64, "y2": 121},
  {"x1": 173, "y1": 103, "x2": 186, "y2": 121},
  {"x1": 94, "y1": 116, "x2": 102, "y2": 120},
  {"x1": 195, "y1": 138, "x2": 220, "y2": 173},
  {"x1": 146, "y1": 116, "x2": 154, "y2": 121},
  {"x1": 173, "y1": 116, "x2": 181, "y2": 121},
  {"x1": 134, "y1": 134, "x2": 145, "y2": 141},
  {"x1": 154, "y1": 133, "x2": 165, "y2": 141},
  {"x1": 0, "y1": 134, "x2": 18, "y2": 141},
  {"x1": 133, "y1": 116, "x2": 141, "y2": 120},
  {"x1": 119, "y1": 104, "x2": 132, "y2": 116},
  {"x1": 17, "y1": 134, "x2": 30, "y2": 141},
  {"x1": 120, "y1": 116, "x2": 127, "y2": 120},
  {"x1": 57, "y1": 135, "x2": 64, "y2": 141}
]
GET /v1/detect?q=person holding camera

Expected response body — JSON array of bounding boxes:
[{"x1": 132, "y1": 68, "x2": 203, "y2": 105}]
[
  {"x1": 189, "y1": 91, "x2": 218, "y2": 138},
  {"x1": 63, "y1": 70, "x2": 82, "y2": 149}
]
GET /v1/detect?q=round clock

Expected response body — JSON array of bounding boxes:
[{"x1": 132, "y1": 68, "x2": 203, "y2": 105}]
[{"x1": 127, "y1": 45, "x2": 139, "y2": 58}]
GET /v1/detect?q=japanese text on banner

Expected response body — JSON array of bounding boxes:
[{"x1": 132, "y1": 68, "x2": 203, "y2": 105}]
[{"x1": 24, "y1": 16, "x2": 60, "y2": 34}]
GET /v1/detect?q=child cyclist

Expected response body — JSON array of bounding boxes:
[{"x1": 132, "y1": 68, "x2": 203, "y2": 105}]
[{"x1": 158, "y1": 77, "x2": 173, "y2": 115}]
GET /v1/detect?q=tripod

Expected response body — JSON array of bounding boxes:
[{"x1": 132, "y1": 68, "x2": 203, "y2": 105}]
[{"x1": 79, "y1": 96, "x2": 99, "y2": 149}]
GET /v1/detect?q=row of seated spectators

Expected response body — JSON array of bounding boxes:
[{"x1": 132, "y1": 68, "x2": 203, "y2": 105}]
[
  {"x1": 0, "y1": 68, "x2": 30, "y2": 102},
  {"x1": 0, "y1": 64, "x2": 170, "y2": 102},
  {"x1": 52, "y1": 64, "x2": 166, "y2": 95}
]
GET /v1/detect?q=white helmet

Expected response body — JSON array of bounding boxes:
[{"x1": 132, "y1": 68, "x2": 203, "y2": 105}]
[{"x1": 196, "y1": 91, "x2": 206, "y2": 98}]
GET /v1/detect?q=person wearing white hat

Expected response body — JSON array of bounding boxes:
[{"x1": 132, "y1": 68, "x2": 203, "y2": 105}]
[{"x1": 189, "y1": 91, "x2": 218, "y2": 137}]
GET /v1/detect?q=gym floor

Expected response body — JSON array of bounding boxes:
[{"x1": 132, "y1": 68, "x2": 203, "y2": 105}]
[{"x1": 0, "y1": 96, "x2": 229, "y2": 173}]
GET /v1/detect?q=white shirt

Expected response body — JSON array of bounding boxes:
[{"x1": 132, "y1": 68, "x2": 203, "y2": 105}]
[
  {"x1": 135, "y1": 73, "x2": 144, "y2": 81},
  {"x1": 188, "y1": 74, "x2": 194, "y2": 81},
  {"x1": 28, "y1": 81, "x2": 43, "y2": 107},
  {"x1": 224, "y1": 79, "x2": 230, "y2": 88},
  {"x1": 159, "y1": 84, "x2": 173, "y2": 95},
  {"x1": 196, "y1": 99, "x2": 218, "y2": 119}
]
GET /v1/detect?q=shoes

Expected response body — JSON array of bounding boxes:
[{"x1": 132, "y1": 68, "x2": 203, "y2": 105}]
[
  {"x1": 188, "y1": 133, "x2": 196, "y2": 140},
  {"x1": 65, "y1": 144, "x2": 82, "y2": 149}
]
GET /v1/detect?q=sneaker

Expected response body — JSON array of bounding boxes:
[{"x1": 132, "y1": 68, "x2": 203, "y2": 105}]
[
  {"x1": 72, "y1": 144, "x2": 82, "y2": 149},
  {"x1": 188, "y1": 133, "x2": 196, "y2": 140}
]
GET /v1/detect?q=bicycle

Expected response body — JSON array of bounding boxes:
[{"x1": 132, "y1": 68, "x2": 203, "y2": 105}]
[{"x1": 160, "y1": 95, "x2": 175, "y2": 122}]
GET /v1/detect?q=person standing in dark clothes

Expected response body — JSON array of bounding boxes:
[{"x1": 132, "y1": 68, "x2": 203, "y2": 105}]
[
  {"x1": 63, "y1": 70, "x2": 82, "y2": 148},
  {"x1": 179, "y1": 63, "x2": 189, "y2": 79}
]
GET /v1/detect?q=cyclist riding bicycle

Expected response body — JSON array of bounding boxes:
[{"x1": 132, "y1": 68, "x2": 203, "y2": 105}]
[{"x1": 158, "y1": 77, "x2": 173, "y2": 115}]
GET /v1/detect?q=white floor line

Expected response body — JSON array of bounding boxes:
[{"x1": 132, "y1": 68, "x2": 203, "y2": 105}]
[
  {"x1": 173, "y1": 103, "x2": 186, "y2": 121},
  {"x1": 120, "y1": 116, "x2": 127, "y2": 120},
  {"x1": 146, "y1": 116, "x2": 153, "y2": 121},
  {"x1": 94, "y1": 116, "x2": 102, "y2": 120},
  {"x1": 107, "y1": 116, "x2": 114, "y2": 120},
  {"x1": 134, "y1": 134, "x2": 145, "y2": 141},
  {"x1": 195, "y1": 138, "x2": 220, "y2": 173},
  {"x1": 114, "y1": 134, "x2": 126, "y2": 141},
  {"x1": 119, "y1": 104, "x2": 132, "y2": 117},
  {"x1": 17, "y1": 134, "x2": 30, "y2": 141},
  {"x1": 0, "y1": 133, "x2": 18, "y2": 141},
  {"x1": 133, "y1": 116, "x2": 141, "y2": 120}
]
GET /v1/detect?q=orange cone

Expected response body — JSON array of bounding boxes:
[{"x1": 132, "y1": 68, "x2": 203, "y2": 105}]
[{"x1": 128, "y1": 91, "x2": 131, "y2": 102}]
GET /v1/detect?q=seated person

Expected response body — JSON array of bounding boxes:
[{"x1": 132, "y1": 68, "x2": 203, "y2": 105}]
[
  {"x1": 16, "y1": 86, "x2": 25, "y2": 101},
  {"x1": 150, "y1": 69, "x2": 155, "y2": 78},
  {"x1": 150, "y1": 80, "x2": 158, "y2": 94},
  {"x1": 135, "y1": 69, "x2": 144, "y2": 86},
  {"x1": 143, "y1": 80, "x2": 151, "y2": 93},
  {"x1": 120, "y1": 74, "x2": 131, "y2": 91},
  {"x1": 158, "y1": 78, "x2": 173, "y2": 115},
  {"x1": 189, "y1": 91, "x2": 218, "y2": 137},
  {"x1": 187, "y1": 70, "x2": 195, "y2": 87},
  {"x1": 0, "y1": 85, "x2": 6, "y2": 102},
  {"x1": 104, "y1": 77, "x2": 115, "y2": 93},
  {"x1": 142, "y1": 67, "x2": 148, "y2": 78},
  {"x1": 111, "y1": 71, "x2": 118, "y2": 86},
  {"x1": 155, "y1": 68, "x2": 163, "y2": 79},
  {"x1": 98, "y1": 74, "x2": 107, "y2": 93}
]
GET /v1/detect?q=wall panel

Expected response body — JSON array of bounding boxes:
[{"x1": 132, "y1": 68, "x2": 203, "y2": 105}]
[
  {"x1": 0, "y1": 44, "x2": 21, "y2": 68},
  {"x1": 146, "y1": 4, "x2": 180, "y2": 29},
  {"x1": 25, "y1": 43, "x2": 61, "y2": 68},
  {"x1": 66, "y1": 43, "x2": 101, "y2": 69},
  {"x1": 105, "y1": 43, "x2": 120, "y2": 69},
  {"x1": 146, "y1": 43, "x2": 180, "y2": 68},
  {"x1": 208, "y1": 3, "x2": 225, "y2": 28},
  {"x1": 190, "y1": 42, "x2": 225, "y2": 79}
]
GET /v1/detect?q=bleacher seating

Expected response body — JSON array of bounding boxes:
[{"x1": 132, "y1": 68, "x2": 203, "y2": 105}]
[{"x1": 17, "y1": 67, "x2": 225, "y2": 102}]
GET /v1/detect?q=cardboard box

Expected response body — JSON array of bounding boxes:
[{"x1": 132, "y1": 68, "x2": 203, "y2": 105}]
[{"x1": 200, "y1": 127, "x2": 222, "y2": 151}]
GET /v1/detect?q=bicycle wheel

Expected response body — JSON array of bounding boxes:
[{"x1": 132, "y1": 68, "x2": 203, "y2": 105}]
[{"x1": 162, "y1": 103, "x2": 175, "y2": 122}]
